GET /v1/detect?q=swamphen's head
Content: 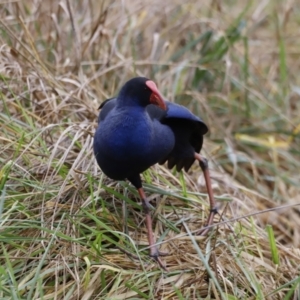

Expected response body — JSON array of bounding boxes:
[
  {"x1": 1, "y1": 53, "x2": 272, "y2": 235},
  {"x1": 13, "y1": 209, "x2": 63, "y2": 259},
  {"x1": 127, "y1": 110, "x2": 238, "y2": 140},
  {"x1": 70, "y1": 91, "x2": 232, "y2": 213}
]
[{"x1": 118, "y1": 77, "x2": 167, "y2": 110}]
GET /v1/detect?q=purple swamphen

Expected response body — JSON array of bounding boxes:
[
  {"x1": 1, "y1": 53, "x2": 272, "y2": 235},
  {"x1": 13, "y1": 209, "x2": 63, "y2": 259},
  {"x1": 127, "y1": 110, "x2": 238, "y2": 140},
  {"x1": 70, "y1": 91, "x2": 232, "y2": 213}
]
[{"x1": 93, "y1": 77, "x2": 217, "y2": 270}]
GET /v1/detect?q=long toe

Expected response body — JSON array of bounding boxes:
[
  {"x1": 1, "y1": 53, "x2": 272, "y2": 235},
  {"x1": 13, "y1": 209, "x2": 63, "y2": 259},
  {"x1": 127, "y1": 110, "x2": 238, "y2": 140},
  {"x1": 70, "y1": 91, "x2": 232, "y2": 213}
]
[
  {"x1": 196, "y1": 207, "x2": 219, "y2": 235},
  {"x1": 196, "y1": 226, "x2": 211, "y2": 236},
  {"x1": 149, "y1": 247, "x2": 169, "y2": 271},
  {"x1": 157, "y1": 250, "x2": 169, "y2": 257},
  {"x1": 149, "y1": 249, "x2": 169, "y2": 257},
  {"x1": 151, "y1": 254, "x2": 168, "y2": 272}
]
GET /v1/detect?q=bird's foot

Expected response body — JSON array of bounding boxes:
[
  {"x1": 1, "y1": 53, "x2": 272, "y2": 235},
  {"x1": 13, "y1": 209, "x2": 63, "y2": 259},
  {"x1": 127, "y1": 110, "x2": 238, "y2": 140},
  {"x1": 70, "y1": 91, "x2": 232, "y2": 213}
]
[
  {"x1": 150, "y1": 250, "x2": 168, "y2": 272},
  {"x1": 150, "y1": 249, "x2": 168, "y2": 257},
  {"x1": 196, "y1": 207, "x2": 218, "y2": 236},
  {"x1": 138, "y1": 188, "x2": 168, "y2": 271},
  {"x1": 149, "y1": 246, "x2": 169, "y2": 271},
  {"x1": 154, "y1": 256, "x2": 168, "y2": 272},
  {"x1": 141, "y1": 200, "x2": 155, "y2": 213},
  {"x1": 196, "y1": 225, "x2": 210, "y2": 236}
]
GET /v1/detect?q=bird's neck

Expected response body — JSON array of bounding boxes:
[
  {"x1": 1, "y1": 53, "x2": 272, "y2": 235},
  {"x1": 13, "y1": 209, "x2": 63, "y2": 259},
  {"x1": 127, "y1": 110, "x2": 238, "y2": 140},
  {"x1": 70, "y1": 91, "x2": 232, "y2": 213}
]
[
  {"x1": 111, "y1": 102, "x2": 149, "y2": 127},
  {"x1": 116, "y1": 95, "x2": 146, "y2": 110}
]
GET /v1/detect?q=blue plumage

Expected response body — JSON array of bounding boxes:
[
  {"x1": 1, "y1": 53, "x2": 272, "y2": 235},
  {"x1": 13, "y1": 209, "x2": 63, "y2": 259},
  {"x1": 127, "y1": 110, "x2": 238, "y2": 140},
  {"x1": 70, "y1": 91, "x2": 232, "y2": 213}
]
[
  {"x1": 93, "y1": 77, "x2": 208, "y2": 188},
  {"x1": 94, "y1": 102, "x2": 174, "y2": 186},
  {"x1": 93, "y1": 77, "x2": 215, "y2": 269}
]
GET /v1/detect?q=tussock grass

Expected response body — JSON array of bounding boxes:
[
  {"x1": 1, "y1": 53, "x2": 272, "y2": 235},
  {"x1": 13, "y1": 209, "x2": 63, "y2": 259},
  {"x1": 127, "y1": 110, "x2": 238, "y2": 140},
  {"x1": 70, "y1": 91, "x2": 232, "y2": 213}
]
[{"x1": 0, "y1": 0, "x2": 300, "y2": 299}]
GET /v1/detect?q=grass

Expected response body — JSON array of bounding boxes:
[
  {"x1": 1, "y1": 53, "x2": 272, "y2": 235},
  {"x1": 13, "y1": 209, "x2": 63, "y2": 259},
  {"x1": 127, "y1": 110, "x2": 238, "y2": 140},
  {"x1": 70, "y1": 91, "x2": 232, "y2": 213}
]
[{"x1": 1, "y1": 0, "x2": 300, "y2": 299}]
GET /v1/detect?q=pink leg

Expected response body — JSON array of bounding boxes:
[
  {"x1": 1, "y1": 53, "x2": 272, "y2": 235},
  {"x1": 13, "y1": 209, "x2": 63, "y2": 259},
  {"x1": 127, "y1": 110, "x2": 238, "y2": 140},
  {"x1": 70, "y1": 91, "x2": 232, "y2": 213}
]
[
  {"x1": 194, "y1": 153, "x2": 218, "y2": 235},
  {"x1": 138, "y1": 188, "x2": 168, "y2": 271}
]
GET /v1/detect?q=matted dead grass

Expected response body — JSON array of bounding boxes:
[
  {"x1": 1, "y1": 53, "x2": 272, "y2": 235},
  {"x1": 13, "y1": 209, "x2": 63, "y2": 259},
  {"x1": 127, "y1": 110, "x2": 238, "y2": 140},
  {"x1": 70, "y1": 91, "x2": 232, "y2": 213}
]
[{"x1": 0, "y1": 0, "x2": 300, "y2": 299}]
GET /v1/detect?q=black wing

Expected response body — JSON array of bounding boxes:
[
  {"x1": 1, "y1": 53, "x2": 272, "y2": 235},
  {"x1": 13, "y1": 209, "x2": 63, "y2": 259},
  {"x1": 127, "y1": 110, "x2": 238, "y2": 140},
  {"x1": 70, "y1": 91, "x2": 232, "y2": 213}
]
[
  {"x1": 148, "y1": 101, "x2": 208, "y2": 172},
  {"x1": 98, "y1": 98, "x2": 117, "y2": 123}
]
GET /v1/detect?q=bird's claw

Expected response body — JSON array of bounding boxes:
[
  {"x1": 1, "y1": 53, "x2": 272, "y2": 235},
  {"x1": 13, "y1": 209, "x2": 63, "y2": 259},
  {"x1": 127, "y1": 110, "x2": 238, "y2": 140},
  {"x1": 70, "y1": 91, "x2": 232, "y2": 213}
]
[
  {"x1": 158, "y1": 250, "x2": 169, "y2": 257},
  {"x1": 150, "y1": 249, "x2": 168, "y2": 257},
  {"x1": 196, "y1": 225, "x2": 210, "y2": 236},
  {"x1": 141, "y1": 201, "x2": 155, "y2": 214},
  {"x1": 196, "y1": 206, "x2": 219, "y2": 236},
  {"x1": 151, "y1": 254, "x2": 168, "y2": 272},
  {"x1": 149, "y1": 248, "x2": 169, "y2": 271}
]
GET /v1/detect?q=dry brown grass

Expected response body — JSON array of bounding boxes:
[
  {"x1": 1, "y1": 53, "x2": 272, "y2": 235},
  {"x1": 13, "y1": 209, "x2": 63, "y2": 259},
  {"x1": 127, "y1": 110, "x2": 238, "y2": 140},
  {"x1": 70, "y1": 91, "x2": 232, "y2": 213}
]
[{"x1": 0, "y1": 0, "x2": 300, "y2": 299}]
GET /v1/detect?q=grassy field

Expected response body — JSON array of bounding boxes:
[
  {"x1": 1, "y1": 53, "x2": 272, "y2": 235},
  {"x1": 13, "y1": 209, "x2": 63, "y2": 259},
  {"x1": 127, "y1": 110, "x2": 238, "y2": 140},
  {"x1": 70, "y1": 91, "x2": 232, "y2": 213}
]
[{"x1": 1, "y1": 0, "x2": 300, "y2": 299}]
